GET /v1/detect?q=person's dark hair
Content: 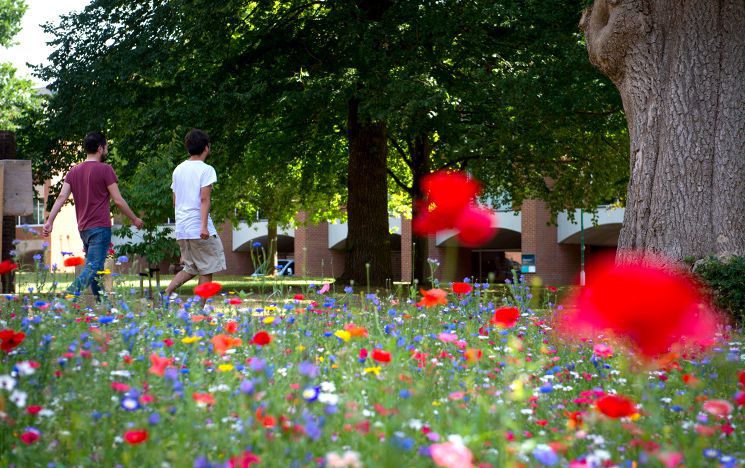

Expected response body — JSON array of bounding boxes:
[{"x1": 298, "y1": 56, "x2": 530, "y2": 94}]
[
  {"x1": 184, "y1": 129, "x2": 210, "y2": 156},
  {"x1": 83, "y1": 132, "x2": 107, "y2": 154}
]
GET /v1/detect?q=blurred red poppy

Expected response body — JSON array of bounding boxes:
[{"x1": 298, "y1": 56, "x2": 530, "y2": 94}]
[
  {"x1": 124, "y1": 429, "x2": 148, "y2": 444},
  {"x1": 0, "y1": 260, "x2": 18, "y2": 274},
  {"x1": 417, "y1": 288, "x2": 448, "y2": 308},
  {"x1": 251, "y1": 331, "x2": 272, "y2": 346},
  {"x1": 455, "y1": 205, "x2": 497, "y2": 247},
  {"x1": 555, "y1": 255, "x2": 720, "y2": 359},
  {"x1": 452, "y1": 282, "x2": 473, "y2": 295},
  {"x1": 0, "y1": 328, "x2": 25, "y2": 352},
  {"x1": 212, "y1": 334, "x2": 242, "y2": 355},
  {"x1": 228, "y1": 297, "x2": 242, "y2": 305},
  {"x1": 194, "y1": 282, "x2": 222, "y2": 298},
  {"x1": 228, "y1": 451, "x2": 261, "y2": 467},
  {"x1": 372, "y1": 349, "x2": 391, "y2": 363},
  {"x1": 224, "y1": 321, "x2": 239, "y2": 334},
  {"x1": 148, "y1": 353, "x2": 173, "y2": 376},
  {"x1": 63, "y1": 257, "x2": 84, "y2": 267},
  {"x1": 490, "y1": 306, "x2": 520, "y2": 329},
  {"x1": 596, "y1": 394, "x2": 637, "y2": 418}
]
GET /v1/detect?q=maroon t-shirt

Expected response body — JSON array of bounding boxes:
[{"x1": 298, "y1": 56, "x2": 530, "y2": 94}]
[{"x1": 64, "y1": 161, "x2": 118, "y2": 231}]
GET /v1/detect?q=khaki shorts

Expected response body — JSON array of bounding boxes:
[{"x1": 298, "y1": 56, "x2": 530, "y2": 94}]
[{"x1": 177, "y1": 236, "x2": 226, "y2": 276}]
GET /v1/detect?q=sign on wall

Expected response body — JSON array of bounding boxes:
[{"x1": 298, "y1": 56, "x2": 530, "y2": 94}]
[{"x1": 521, "y1": 254, "x2": 536, "y2": 273}]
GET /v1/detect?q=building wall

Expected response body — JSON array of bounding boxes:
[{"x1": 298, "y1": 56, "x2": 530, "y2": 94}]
[
  {"x1": 294, "y1": 212, "x2": 343, "y2": 278},
  {"x1": 520, "y1": 199, "x2": 581, "y2": 286},
  {"x1": 216, "y1": 220, "x2": 252, "y2": 276}
]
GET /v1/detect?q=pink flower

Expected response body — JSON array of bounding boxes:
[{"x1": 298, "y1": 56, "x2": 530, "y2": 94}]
[
  {"x1": 430, "y1": 441, "x2": 474, "y2": 468},
  {"x1": 702, "y1": 399, "x2": 733, "y2": 418},
  {"x1": 319, "y1": 283, "x2": 331, "y2": 294},
  {"x1": 437, "y1": 333, "x2": 458, "y2": 343},
  {"x1": 593, "y1": 343, "x2": 613, "y2": 359}
]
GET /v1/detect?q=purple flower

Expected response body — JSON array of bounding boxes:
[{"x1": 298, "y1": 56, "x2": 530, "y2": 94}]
[{"x1": 298, "y1": 361, "x2": 319, "y2": 378}]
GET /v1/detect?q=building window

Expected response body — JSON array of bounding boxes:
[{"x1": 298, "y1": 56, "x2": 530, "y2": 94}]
[{"x1": 18, "y1": 198, "x2": 45, "y2": 226}]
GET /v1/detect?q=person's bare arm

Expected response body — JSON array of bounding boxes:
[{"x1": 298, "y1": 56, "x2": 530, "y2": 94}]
[
  {"x1": 199, "y1": 185, "x2": 212, "y2": 239},
  {"x1": 42, "y1": 182, "x2": 72, "y2": 237},
  {"x1": 107, "y1": 183, "x2": 144, "y2": 228}
]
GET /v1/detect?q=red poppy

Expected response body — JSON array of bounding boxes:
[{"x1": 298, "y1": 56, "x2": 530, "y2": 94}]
[
  {"x1": 412, "y1": 172, "x2": 481, "y2": 236},
  {"x1": 0, "y1": 329, "x2": 25, "y2": 352},
  {"x1": 63, "y1": 256, "x2": 84, "y2": 267},
  {"x1": 251, "y1": 331, "x2": 272, "y2": 346},
  {"x1": 417, "y1": 288, "x2": 448, "y2": 308},
  {"x1": 555, "y1": 255, "x2": 720, "y2": 359},
  {"x1": 228, "y1": 451, "x2": 261, "y2": 467},
  {"x1": 452, "y1": 282, "x2": 473, "y2": 295},
  {"x1": 372, "y1": 349, "x2": 391, "y2": 363},
  {"x1": 454, "y1": 205, "x2": 497, "y2": 247},
  {"x1": 194, "y1": 282, "x2": 222, "y2": 298},
  {"x1": 465, "y1": 348, "x2": 483, "y2": 363},
  {"x1": 124, "y1": 429, "x2": 148, "y2": 445},
  {"x1": 192, "y1": 392, "x2": 216, "y2": 406},
  {"x1": 735, "y1": 391, "x2": 745, "y2": 407},
  {"x1": 547, "y1": 286, "x2": 558, "y2": 293},
  {"x1": 596, "y1": 394, "x2": 637, "y2": 418},
  {"x1": 20, "y1": 431, "x2": 40, "y2": 445},
  {"x1": 228, "y1": 297, "x2": 242, "y2": 305},
  {"x1": 344, "y1": 323, "x2": 368, "y2": 337},
  {"x1": 26, "y1": 405, "x2": 43, "y2": 415},
  {"x1": 738, "y1": 370, "x2": 745, "y2": 388},
  {"x1": 212, "y1": 334, "x2": 242, "y2": 355},
  {"x1": 148, "y1": 353, "x2": 173, "y2": 376},
  {"x1": 293, "y1": 294, "x2": 305, "y2": 300},
  {"x1": 224, "y1": 321, "x2": 239, "y2": 334},
  {"x1": 0, "y1": 259, "x2": 18, "y2": 274},
  {"x1": 490, "y1": 306, "x2": 520, "y2": 328}
]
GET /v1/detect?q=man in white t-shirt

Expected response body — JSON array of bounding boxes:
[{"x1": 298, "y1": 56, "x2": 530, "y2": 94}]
[{"x1": 163, "y1": 129, "x2": 226, "y2": 307}]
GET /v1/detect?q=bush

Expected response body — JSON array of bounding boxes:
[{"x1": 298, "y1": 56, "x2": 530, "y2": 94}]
[{"x1": 693, "y1": 255, "x2": 745, "y2": 327}]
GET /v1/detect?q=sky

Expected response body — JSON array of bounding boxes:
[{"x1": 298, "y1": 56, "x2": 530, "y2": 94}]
[{"x1": 0, "y1": 0, "x2": 91, "y2": 87}]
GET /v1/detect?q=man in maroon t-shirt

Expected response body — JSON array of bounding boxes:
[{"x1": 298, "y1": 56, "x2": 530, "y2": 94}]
[{"x1": 43, "y1": 132, "x2": 143, "y2": 302}]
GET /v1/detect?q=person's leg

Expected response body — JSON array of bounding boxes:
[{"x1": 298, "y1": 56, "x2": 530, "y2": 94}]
[
  {"x1": 164, "y1": 269, "x2": 196, "y2": 296},
  {"x1": 87, "y1": 228, "x2": 111, "y2": 302},
  {"x1": 66, "y1": 228, "x2": 109, "y2": 301}
]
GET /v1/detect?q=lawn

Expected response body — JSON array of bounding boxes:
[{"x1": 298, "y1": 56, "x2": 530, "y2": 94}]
[{"x1": 0, "y1": 272, "x2": 743, "y2": 467}]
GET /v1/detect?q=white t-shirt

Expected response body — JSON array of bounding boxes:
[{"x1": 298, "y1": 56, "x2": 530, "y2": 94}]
[{"x1": 171, "y1": 159, "x2": 218, "y2": 240}]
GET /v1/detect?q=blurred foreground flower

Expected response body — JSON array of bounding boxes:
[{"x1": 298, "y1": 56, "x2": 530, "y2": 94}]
[
  {"x1": 63, "y1": 256, "x2": 84, "y2": 267},
  {"x1": 194, "y1": 282, "x2": 222, "y2": 298},
  {"x1": 0, "y1": 260, "x2": 18, "y2": 274},
  {"x1": 417, "y1": 288, "x2": 448, "y2": 308},
  {"x1": 555, "y1": 255, "x2": 721, "y2": 360},
  {"x1": 412, "y1": 171, "x2": 497, "y2": 247}
]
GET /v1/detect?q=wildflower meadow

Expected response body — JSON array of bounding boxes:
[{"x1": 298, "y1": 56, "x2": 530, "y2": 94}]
[{"x1": 1, "y1": 255, "x2": 744, "y2": 467}]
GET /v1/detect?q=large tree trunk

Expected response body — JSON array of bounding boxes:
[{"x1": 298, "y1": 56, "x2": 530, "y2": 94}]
[
  {"x1": 341, "y1": 99, "x2": 392, "y2": 286},
  {"x1": 410, "y1": 134, "x2": 431, "y2": 284},
  {"x1": 581, "y1": 0, "x2": 745, "y2": 262}
]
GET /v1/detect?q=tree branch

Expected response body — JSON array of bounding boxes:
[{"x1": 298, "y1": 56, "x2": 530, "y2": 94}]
[
  {"x1": 388, "y1": 135, "x2": 413, "y2": 169},
  {"x1": 387, "y1": 168, "x2": 413, "y2": 195}
]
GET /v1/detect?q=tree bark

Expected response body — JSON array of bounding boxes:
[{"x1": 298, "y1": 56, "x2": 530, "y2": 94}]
[
  {"x1": 581, "y1": 0, "x2": 745, "y2": 262},
  {"x1": 410, "y1": 134, "x2": 432, "y2": 284},
  {"x1": 341, "y1": 98, "x2": 392, "y2": 286}
]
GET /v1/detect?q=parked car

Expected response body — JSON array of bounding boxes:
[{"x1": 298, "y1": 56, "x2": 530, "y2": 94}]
[{"x1": 251, "y1": 259, "x2": 295, "y2": 277}]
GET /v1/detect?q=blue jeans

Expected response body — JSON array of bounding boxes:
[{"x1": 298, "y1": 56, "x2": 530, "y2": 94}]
[{"x1": 67, "y1": 227, "x2": 111, "y2": 301}]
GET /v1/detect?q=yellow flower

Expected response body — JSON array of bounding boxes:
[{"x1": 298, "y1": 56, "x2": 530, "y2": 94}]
[
  {"x1": 334, "y1": 330, "x2": 351, "y2": 342},
  {"x1": 296, "y1": 345, "x2": 306, "y2": 352},
  {"x1": 218, "y1": 364, "x2": 234, "y2": 372},
  {"x1": 65, "y1": 294, "x2": 75, "y2": 300},
  {"x1": 510, "y1": 379, "x2": 526, "y2": 401},
  {"x1": 182, "y1": 336, "x2": 202, "y2": 344},
  {"x1": 96, "y1": 269, "x2": 111, "y2": 275},
  {"x1": 263, "y1": 316, "x2": 275, "y2": 324},
  {"x1": 265, "y1": 305, "x2": 278, "y2": 312},
  {"x1": 432, "y1": 401, "x2": 441, "y2": 407},
  {"x1": 363, "y1": 366, "x2": 381, "y2": 375}
]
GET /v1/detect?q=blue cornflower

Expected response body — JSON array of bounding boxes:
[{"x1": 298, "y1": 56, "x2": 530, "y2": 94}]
[
  {"x1": 117, "y1": 255, "x2": 129, "y2": 263},
  {"x1": 302, "y1": 386, "x2": 320, "y2": 402},
  {"x1": 533, "y1": 445, "x2": 559, "y2": 466},
  {"x1": 120, "y1": 395, "x2": 140, "y2": 411}
]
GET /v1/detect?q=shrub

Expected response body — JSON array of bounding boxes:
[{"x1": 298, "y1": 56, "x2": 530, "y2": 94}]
[{"x1": 693, "y1": 255, "x2": 745, "y2": 327}]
